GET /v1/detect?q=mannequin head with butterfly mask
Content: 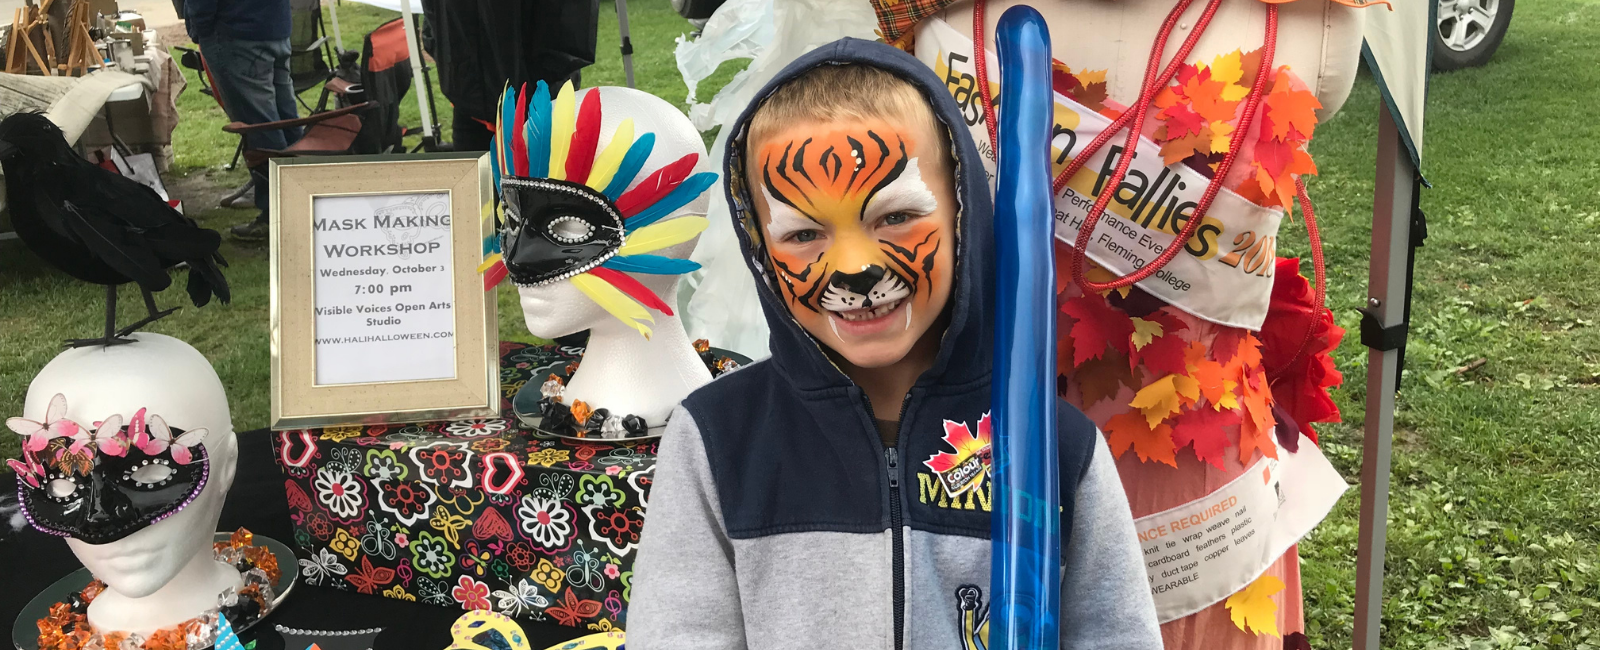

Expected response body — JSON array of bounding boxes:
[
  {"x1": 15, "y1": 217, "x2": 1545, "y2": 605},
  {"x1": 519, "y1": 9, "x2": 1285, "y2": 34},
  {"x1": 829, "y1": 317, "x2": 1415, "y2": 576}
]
[{"x1": 8, "y1": 333, "x2": 241, "y2": 635}]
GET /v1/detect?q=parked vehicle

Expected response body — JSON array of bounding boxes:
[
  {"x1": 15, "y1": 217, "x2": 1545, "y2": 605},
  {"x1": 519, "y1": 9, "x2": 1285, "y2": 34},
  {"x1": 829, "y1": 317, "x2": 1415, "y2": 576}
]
[{"x1": 1434, "y1": 0, "x2": 1514, "y2": 70}]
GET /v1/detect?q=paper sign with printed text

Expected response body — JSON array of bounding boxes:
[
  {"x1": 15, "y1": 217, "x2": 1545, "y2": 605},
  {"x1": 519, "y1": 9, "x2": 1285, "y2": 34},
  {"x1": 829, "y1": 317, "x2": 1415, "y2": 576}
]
[
  {"x1": 915, "y1": 18, "x2": 1284, "y2": 330},
  {"x1": 1132, "y1": 433, "x2": 1348, "y2": 622}
]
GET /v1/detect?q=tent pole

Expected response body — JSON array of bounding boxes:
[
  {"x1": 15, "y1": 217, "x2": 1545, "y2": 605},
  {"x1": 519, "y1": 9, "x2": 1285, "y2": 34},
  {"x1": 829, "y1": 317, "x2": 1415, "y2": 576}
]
[
  {"x1": 616, "y1": 0, "x2": 636, "y2": 88},
  {"x1": 328, "y1": 0, "x2": 344, "y2": 55},
  {"x1": 398, "y1": 0, "x2": 435, "y2": 143},
  {"x1": 1352, "y1": 103, "x2": 1416, "y2": 650}
]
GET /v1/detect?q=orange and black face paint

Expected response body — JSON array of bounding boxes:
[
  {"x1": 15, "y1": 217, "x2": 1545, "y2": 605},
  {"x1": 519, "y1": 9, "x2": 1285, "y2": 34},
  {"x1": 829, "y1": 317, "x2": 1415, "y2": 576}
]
[{"x1": 758, "y1": 128, "x2": 945, "y2": 317}]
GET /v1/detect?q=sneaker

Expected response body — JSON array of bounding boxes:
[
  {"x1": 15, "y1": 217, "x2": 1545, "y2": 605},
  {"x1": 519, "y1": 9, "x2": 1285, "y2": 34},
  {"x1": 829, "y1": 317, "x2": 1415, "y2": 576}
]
[
  {"x1": 219, "y1": 181, "x2": 254, "y2": 209},
  {"x1": 225, "y1": 191, "x2": 256, "y2": 209},
  {"x1": 230, "y1": 219, "x2": 270, "y2": 242}
]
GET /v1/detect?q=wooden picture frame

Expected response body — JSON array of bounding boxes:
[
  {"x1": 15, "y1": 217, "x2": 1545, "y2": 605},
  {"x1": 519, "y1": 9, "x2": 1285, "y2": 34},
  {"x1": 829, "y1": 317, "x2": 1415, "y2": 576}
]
[{"x1": 269, "y1": 153, "x2": 498, "y2": 430}]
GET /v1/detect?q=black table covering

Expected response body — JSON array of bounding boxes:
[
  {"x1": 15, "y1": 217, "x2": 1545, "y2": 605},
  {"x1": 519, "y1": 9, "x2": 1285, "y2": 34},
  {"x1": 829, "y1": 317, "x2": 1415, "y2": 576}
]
[{"x1": 0, "y1": 429, "x2": 589, "y2": 650}]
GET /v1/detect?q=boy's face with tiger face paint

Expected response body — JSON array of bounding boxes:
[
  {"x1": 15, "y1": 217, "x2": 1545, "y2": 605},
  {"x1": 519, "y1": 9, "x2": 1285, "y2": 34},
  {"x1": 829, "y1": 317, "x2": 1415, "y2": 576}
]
[{"x1": 749, "y1": 119, "x2": 957, "y2": 369}]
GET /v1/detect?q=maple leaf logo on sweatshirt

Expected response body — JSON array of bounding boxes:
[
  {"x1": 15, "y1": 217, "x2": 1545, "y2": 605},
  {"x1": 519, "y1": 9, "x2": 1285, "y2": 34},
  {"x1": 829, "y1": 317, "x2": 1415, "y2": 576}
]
[{"x1": 924, "y1": 413, "x2": 993, "y2": 498}]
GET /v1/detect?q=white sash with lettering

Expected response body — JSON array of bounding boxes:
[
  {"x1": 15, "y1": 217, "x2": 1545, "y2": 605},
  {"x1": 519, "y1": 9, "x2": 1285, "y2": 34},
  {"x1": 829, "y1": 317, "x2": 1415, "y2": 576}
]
[
  {"x1": 1133, "y1": 435, "x2": 1348, "y2": 622},
  {"x1": 915, "y1": 18, "x2": 1285, "y2": 330}
]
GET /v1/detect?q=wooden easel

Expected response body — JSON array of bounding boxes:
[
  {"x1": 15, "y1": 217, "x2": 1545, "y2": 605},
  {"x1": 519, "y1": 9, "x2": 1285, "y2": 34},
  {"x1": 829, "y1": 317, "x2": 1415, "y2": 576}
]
[
  {"x1": 5, "y1": 0, "x2": 97, "y2": 76},
  {"x1": 5, "y1": 3, "x2": 53, "y2": 75},
  {"x1": 62, "y1": 0, "x2": 97, "y2": 76}
]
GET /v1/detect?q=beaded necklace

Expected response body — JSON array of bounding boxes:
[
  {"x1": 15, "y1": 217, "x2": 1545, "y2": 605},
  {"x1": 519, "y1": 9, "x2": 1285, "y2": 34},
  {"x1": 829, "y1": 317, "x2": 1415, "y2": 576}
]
[{"x1": 35, "y1": 529, "x2": 281, "y2": 650}]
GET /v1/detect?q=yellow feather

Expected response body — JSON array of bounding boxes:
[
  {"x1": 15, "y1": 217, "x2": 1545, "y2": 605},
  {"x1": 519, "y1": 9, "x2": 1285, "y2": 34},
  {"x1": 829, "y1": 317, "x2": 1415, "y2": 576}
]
[
  {"x1": 495, "y1": 101, "x2": 506, "y2": 176},
  {"x1": 548, "y1": 81, "x2": 576, "y2": 181},
  {"x1": 476, "y1": 253, "x2": 502, "y2": 274},
  {"x1": 585, "y1": 119, "x2": 634, "y2": 191},
  {"x1": 570, "y1": 273, "x2": 654, "y2": 339},
  {"x1": 617, "y1": 217, "x2": 709, "y2": 256},
  {"x1": 496, "y1": 83, "x2": 511, "y2": 176}
]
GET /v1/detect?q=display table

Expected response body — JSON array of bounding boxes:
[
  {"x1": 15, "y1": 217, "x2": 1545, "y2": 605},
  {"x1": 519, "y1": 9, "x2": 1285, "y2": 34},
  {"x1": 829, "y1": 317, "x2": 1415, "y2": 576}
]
[
  {"x1": 271, "y1": 342, "x2": 655, "y2": 631},
  {"x1": 0, "y1": 342, "x2": 651, "y2": 647},
  {"x1": 0, "y1": 431, "x2": 591, "y2": 649}
]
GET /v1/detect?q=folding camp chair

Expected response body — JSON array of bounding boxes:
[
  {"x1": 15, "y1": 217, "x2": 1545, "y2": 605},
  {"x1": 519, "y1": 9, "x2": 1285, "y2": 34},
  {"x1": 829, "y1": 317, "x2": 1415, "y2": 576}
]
[
  {"x1": 287, "y1": 0, "x2": 339, "y2": 113},
  {"x1": 322, "y1": 17, "x2": 434, "y2": 154},
  {"x1": 226, "y1": 100, "x2": 375, "y2": 171},
  {"x1": 175, "y1": 45, "x2": 375, "y2": 208}
]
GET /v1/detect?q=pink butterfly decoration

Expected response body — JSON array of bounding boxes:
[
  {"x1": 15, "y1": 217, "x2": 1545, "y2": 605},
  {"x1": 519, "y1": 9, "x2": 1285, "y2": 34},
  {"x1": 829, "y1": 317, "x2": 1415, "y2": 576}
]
[
  {"x1": 5, "y1": 393, "x2": 83, "y2": 453},
  {"x1": 68, "y1": 413, "x2": 128, "y2": 458},
  {"x1": 6, "y1": 452, "x2": 43, "y2": 488},
  {"x1": 137, "y1": 414, "x2": 208, "y2": 465}
]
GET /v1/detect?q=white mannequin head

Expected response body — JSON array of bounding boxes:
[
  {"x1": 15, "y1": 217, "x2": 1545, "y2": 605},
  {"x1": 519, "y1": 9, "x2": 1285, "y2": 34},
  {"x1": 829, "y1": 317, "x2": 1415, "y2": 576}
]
[
  {"x1": 500, "y1": 85, "x2": 716, "y2": 428},
  {"x1": 22, "y1": 333, "x2": 238, "y2": 600},
  {"x1": 516, "y1": 86, "x2": 710, "y2": 339}
]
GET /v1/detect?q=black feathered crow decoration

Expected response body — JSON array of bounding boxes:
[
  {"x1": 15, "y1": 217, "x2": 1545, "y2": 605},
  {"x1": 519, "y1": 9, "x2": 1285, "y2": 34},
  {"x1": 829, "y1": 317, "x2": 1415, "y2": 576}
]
[{"x1": 0, "y1": 112, "x2": 230, "y2": 347}]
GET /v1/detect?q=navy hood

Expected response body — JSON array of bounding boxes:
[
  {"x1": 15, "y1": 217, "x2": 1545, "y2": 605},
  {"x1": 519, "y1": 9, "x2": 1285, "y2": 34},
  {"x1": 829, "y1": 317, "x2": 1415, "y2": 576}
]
[{"x1": 721, "y1": 37, "x2": 997, "y2": 393}]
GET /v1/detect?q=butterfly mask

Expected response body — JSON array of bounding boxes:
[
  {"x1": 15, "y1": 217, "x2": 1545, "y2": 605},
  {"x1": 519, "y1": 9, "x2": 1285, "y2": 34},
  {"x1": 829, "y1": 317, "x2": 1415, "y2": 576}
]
[
  {"x1": 479, "y1": 82, "x2": 717, "y2": 339},
  {"x1": 7, "y1": 394, "x2": 209, "y2": 544}
]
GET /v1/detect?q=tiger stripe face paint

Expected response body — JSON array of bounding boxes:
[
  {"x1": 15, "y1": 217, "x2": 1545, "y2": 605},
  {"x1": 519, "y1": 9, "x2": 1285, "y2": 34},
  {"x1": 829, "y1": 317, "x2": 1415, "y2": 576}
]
[{"x1": 751, "y1": 122, "x2": 957, "y2": 369}]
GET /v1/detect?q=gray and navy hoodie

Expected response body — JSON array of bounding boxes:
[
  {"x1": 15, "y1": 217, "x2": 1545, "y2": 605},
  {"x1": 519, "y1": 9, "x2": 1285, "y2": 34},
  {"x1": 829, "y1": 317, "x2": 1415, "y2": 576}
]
[{"x1": 629, "y1": 39, "x2": 1162, "y2": 650}]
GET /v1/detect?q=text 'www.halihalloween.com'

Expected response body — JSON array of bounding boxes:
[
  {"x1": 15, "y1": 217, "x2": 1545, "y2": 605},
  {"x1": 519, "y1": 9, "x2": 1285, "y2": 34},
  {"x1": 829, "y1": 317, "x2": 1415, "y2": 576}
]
[{"x1": 317, "y1": 331, "x2": 454, "y2": 345}]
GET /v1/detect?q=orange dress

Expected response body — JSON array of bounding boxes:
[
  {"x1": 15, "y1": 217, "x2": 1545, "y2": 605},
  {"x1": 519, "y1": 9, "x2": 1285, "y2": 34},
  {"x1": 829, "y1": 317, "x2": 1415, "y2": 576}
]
[{"x1": 899, "y1": 13, "x2": 1345, "y2": 646}]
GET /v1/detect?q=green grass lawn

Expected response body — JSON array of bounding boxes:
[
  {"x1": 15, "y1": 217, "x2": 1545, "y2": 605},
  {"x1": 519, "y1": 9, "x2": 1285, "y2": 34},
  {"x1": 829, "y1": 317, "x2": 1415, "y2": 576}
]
[{"x1": 2, "y1": 0, "x2": 1598, "y2": 646}]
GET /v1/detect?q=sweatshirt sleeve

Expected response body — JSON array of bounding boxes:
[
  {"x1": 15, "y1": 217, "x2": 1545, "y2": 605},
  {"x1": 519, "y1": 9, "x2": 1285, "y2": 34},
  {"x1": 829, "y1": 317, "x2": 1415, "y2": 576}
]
[
  {"x1": 184, "y1": 0, "x2": 218, "y2": 41},
  {"x1": 627, "y1": 406, "x2": 748, "y2": 650},
  {"x1": 1060, "y1": 433, "x2": 1164, "y2": 650}
]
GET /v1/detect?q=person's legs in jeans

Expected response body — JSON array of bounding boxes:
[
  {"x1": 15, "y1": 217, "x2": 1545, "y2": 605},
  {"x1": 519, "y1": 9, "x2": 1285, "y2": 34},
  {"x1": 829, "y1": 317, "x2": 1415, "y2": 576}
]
[{"x1": 200, "y1": 35, "x2": 299, "y2": 239}]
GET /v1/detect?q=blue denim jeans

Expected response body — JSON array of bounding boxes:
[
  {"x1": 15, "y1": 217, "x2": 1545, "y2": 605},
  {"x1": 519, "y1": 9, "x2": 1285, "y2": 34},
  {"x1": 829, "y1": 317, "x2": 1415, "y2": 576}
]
[{"x1": 199, "y1": 35, "x2": 301, "y2": 218}]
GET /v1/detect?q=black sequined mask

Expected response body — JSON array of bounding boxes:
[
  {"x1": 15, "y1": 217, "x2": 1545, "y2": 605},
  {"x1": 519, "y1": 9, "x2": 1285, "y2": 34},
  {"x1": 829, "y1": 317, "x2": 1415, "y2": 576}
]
[{"x1": 499, "y1": 178, "x2": 626, "y2": 286}]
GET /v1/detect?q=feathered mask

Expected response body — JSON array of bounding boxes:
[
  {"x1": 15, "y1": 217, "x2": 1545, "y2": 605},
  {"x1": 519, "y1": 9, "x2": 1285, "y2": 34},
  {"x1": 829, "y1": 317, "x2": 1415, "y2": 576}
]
[{"x1": 479, "y1": 81, "x2": 716, "y2": 339}]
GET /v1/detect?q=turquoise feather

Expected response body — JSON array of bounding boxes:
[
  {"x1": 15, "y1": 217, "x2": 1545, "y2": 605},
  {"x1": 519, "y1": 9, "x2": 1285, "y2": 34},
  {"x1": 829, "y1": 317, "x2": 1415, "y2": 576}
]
[
  {"x1": 624, "y1": 172, "x2": 717, "y2": 231},
  {"x1": 500, "y1": 90, "x2": 516, "y2": 175},
  {"x1": 527, "y1": 81, "x2": 552, "y2": 179},
  {"x1": 602, "y1": 254, "x2": 702, "y2": 275},
  {"x1": 489, "y1": 138, "x2": 502, "y2": 192},
  {"x1": 602, "y1": 133, "x2": 656, "y2": 200}
]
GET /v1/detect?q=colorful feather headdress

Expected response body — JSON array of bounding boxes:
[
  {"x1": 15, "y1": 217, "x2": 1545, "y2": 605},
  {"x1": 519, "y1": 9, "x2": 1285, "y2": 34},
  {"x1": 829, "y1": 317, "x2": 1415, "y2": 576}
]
[{"x1": 479, "y1": 81, "x2": 716, "y2": 339}]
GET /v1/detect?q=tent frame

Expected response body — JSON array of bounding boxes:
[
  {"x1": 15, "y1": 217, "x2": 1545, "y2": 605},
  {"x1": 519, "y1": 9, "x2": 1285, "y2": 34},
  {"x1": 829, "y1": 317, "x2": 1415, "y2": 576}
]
[{"x1": 1353, "y1": 105, "x2": 1424, "y2": 650}]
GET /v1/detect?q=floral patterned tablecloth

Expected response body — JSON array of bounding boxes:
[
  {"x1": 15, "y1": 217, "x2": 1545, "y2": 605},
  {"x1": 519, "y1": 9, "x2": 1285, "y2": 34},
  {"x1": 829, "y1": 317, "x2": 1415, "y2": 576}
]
[{"x1": 270, "y1": 342, "x2": 655, "y2": 631}]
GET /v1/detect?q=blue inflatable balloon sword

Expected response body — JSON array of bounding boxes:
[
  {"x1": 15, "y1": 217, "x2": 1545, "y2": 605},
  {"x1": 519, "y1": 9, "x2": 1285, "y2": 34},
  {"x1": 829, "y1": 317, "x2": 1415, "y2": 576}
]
[{"x1": 989, "y1": 6, "x2": 1062, "y2": 650}]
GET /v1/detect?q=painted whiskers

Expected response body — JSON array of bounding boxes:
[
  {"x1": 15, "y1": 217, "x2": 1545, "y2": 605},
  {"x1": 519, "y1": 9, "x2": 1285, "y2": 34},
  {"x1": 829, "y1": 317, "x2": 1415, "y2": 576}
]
[{"x1": 478, "y1": 80, "x2": 717, "y2": 339}]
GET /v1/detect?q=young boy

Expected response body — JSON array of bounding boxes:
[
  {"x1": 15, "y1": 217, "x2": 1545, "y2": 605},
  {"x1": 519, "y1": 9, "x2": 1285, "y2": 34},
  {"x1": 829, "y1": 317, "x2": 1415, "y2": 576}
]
[{"x1": 629, "y1": 39, "x2": 1161, "y2": 649}]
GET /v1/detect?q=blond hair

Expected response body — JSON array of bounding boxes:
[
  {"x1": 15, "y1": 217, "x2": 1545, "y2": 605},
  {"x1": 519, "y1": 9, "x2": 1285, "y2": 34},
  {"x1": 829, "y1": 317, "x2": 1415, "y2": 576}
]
[{"x1": 746, "y1": 64, "x2": 945, "y2": 158}]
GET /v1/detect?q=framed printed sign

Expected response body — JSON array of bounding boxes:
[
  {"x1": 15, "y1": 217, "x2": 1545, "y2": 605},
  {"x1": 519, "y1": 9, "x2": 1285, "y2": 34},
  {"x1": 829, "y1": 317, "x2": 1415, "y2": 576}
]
[{"x1": 269, "y1": 153, "x2": 499, "y2": 429}]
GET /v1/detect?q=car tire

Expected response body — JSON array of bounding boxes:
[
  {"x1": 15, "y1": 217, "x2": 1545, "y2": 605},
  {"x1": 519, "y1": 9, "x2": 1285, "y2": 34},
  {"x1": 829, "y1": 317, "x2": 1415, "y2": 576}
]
[{"x1": 1433, "y1": 0, "x2": 1514, "y2": 71}]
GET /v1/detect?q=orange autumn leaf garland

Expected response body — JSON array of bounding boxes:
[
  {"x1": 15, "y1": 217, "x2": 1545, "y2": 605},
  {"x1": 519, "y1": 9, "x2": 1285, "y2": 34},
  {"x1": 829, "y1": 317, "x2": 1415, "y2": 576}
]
[
  {"x1": 1105, "y1": 411, "x2": 1177, "y2": 467},
  {"x1": 1061, "y1": 283, "x2": 1281, "y2": 469},
  {"x1": 1052, "y1": 63, "x2": 1114, "y2": 118},
  {"x1": 1148, "y1": 50, "x2": 1321, "y2": 214}
]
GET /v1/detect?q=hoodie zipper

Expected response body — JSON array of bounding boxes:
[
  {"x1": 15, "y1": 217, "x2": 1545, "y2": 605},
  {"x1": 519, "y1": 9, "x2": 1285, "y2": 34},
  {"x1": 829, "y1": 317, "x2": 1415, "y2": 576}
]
[
  {"x1": 885, "y1": 446, "x2": 906, "y2": 650},
  {"x1": 863, "y1": 391, "x2": 912, "y2": 650}
]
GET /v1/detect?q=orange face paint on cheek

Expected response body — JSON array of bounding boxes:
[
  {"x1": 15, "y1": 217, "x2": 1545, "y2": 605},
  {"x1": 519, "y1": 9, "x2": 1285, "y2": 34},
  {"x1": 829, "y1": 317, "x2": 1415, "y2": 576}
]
[{"x1": 877, "y1": 219, "x2": 946, "y2": 305}]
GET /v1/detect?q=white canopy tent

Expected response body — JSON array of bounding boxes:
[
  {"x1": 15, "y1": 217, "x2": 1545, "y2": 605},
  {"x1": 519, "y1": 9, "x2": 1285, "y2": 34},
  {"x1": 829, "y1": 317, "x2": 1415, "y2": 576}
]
[{"x1": 1354, "y1": 1, "x2": 1432, "y2": 649}]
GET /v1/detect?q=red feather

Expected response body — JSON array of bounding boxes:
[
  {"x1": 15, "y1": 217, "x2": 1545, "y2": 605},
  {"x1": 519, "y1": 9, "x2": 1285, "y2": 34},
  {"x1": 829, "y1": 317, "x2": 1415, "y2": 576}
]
[
  {"x1": 587, "y1": 267, "x2": 673, "y2": 315},
  {"x1": 565, "y1": 90, "x2": 602, "y2": 183},
  {"x1": 483, "y1": 260, "x2": 508, "y2": 291},
  {"x1": 615, "y1": 153, "x2": 698, "y2": 217},
  {"x1": 512, "y1": 83, "x2": 529, "y2": 177}
]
